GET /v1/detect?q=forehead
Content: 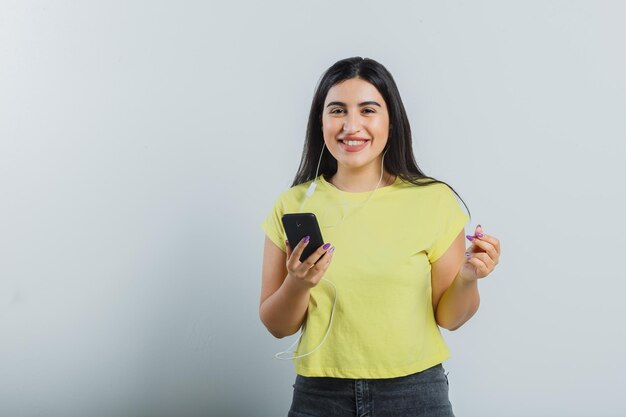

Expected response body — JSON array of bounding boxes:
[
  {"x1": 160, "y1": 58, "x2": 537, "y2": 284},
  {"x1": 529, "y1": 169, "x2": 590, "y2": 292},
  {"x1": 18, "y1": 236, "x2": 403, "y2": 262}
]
[{"x1": 324, "y1": 78, "x2": 386, "y2": 105}]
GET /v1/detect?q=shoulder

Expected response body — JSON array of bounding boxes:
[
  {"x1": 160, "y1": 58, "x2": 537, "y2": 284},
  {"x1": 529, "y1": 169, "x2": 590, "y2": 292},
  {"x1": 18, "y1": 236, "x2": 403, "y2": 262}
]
[
  {"x1": 272, "y1": 179, "x2": 314, "y2": 207},
  {"x1": 396, "y1": 177, "x2": 452, "y2": 198},
  {"x1": 393, "y1": 180, "x2": 464, "y2": 215}
]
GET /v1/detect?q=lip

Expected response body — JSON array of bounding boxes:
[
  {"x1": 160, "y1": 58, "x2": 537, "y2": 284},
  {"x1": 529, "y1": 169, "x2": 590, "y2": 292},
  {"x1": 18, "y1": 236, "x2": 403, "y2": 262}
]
[
  {"x1": 340, "y1": 136, "x2": 369, "y2": 141},
  {"x1": 338, "y1": 139, "x2": 370, "y2": 152}
]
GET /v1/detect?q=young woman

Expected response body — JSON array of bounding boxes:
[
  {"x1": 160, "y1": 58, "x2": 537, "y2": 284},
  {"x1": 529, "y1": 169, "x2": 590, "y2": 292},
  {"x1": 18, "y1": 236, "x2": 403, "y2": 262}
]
[{"x1": 259, "y1": 57, "x2": 501, "y2": 417}]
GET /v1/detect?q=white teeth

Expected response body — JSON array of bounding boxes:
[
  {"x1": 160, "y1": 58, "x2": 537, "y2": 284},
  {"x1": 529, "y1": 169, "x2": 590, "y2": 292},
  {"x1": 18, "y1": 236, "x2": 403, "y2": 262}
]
[{"x1": 343, "y1": 140, "x2": 367, "y2": 146}]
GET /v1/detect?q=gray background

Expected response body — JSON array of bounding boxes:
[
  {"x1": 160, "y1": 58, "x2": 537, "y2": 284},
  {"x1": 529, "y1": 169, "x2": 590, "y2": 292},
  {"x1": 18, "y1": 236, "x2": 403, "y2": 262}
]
[{"x1": 1, "y1": 1, "x2": 624, "y2": 416}]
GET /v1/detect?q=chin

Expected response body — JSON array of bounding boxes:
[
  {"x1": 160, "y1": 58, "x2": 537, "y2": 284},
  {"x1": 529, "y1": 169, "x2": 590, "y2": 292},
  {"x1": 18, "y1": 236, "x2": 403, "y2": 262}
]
[{"x1": 338, "y1": 157, "x2": 375, "y2": 168}]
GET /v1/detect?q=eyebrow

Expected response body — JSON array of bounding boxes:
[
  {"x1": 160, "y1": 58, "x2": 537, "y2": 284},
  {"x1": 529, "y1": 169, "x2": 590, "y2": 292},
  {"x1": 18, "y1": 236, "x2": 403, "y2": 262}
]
[{"x1": 325, "y1": 101, "x2": 382, "y2": 108}]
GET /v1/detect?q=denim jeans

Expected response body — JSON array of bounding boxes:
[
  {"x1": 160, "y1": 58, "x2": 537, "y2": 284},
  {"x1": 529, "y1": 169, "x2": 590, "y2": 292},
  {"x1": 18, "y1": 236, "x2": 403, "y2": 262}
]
[{"x1": 287, "y1": 363, "x2": 454, "y2": 417}]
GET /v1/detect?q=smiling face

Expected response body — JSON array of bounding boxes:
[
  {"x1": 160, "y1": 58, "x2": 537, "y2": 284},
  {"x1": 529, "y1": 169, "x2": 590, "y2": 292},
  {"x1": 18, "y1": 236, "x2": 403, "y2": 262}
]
[{"x1": 321, "y1": 77, "x2": 390, "y2": 173}]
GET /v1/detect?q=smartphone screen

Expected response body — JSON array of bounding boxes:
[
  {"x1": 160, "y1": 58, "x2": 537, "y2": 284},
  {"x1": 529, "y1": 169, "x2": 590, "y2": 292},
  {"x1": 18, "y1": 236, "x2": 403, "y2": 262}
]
[{"x1": 281, "y1": 213, "x2": 325, "y2": 263}]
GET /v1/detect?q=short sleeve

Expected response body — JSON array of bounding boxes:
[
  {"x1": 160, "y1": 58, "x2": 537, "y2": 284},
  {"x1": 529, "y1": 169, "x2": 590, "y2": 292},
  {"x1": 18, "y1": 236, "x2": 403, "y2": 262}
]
[
  {"x1": 260, "y1": 194, "x2": 287, "y2": 253},
  {"x1": 426, "y1": 185, "x2": 470, "y2": 263}
]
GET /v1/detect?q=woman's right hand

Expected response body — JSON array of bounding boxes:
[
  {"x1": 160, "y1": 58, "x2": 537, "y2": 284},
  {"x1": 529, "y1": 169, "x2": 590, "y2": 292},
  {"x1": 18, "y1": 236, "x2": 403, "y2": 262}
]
[{"x1": 285, "y1": 237, "x2": 335, "y2": 290}]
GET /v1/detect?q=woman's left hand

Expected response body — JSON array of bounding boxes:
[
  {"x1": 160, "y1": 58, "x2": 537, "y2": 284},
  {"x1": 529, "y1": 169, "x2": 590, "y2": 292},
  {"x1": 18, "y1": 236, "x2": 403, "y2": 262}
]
[{"x1": 459, "y1": 225, "x2": 501, "y2": 282}]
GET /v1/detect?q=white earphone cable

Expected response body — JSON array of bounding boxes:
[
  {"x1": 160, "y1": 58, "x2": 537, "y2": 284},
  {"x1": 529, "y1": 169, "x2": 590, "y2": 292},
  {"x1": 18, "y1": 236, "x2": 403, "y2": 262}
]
[
  {"x1": 275, "y1": 140, "x2": 389, "y2": 361},
  {"x1": 273, "y1": 277, "x2": 337, "y2": 360}
]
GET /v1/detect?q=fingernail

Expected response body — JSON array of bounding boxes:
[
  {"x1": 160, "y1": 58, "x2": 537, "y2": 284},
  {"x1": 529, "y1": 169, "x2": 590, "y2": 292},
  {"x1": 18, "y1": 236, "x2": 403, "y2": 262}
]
[
  {"x1": 322, "y1": 243, "x2": 331, "y2": 250},
  {"x1": 476, "y1": 232, "x2": 484, "y2": 238},
  {"x1": 465, "y1": 251, "x2": 470, "y2": 257},
  {"x1": 466, "y1": 235, "x2": 475, "y2": 241},
  {"x1": 303, "y1": 236, "x2": 310, "y2": 243},
  {"x1": 477, "y1": 224, "x2": 482, "y2": 228},
  {"x1": 329, "y1": 246, "x2": 335, "y2": 254},
  {"x1": 285, "y1": 240, "x2": 289, "y2": 246}
]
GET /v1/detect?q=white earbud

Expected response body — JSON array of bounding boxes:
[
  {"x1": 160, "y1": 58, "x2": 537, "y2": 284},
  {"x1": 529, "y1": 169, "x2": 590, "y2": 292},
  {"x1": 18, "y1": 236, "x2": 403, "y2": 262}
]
[{"x1": 300, "y1": 143, "x2": 325, "y2": 209}]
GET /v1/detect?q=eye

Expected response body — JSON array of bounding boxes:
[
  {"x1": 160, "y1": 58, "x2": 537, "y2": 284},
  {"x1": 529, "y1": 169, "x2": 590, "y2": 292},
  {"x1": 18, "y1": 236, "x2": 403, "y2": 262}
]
[
  {"x1": 329, "y1": 108, "x2": 345, "y2": 114},
  {"x1": 362, "y1": 108, "x2": 375, "y2": 114}
]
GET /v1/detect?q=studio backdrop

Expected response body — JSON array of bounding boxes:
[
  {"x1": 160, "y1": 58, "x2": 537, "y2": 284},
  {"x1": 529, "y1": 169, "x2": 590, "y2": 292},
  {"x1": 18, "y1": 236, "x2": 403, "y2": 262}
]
[{"x1": 1, "y1": 1, "x2": 624, "y2": 416}]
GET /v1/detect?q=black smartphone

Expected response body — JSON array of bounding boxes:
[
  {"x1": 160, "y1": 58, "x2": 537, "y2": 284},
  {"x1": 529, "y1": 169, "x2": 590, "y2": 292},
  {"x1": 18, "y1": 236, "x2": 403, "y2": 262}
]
[{"x1": 281, "y1": 213, "x2": 326, "y2": 263}]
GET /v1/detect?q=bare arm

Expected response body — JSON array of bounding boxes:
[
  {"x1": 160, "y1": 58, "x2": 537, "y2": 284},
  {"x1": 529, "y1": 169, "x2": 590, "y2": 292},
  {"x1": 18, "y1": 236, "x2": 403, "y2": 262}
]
[
  {"x1": 259, "y1": 236, "x2": 310, "y2": 338},
  {"x1": 431, "y1": 229, "x2": 480, "y2": 331},
  {"x1": 431, "y1": 225, "x2": 501, "y2": 330},
  {"x1": 259, "y1": 236, "x2": 334, "y2": 338}
]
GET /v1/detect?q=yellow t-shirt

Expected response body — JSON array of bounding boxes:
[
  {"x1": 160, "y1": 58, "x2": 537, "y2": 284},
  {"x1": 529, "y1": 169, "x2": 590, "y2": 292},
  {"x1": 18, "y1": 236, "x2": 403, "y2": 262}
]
[{"x1": 260, "y1": 174, "x2": 469, "y2": 379}]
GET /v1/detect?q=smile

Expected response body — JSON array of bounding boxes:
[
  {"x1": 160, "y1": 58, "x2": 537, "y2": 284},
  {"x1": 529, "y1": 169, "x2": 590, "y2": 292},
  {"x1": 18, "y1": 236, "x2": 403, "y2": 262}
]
[{"x1": 338, "y1": 140, "x2": 370, "y2": 152}]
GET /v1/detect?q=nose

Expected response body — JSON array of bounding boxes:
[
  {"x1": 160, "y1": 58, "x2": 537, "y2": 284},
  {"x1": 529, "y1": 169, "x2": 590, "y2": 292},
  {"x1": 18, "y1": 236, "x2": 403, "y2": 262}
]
[{"x1": 342, "y1": 112, "x2": 362, "y2": 133}]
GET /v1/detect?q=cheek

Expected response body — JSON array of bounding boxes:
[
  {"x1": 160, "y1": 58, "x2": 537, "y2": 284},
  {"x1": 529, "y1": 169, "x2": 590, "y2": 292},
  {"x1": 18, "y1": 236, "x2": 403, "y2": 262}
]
[
  {"x1": 322, "y1": 124, "x2": 340, "y2": 146},
  {"x1": 322, "y1": 121, "x2": 344, "y2": 140},
  {"x1": 370, "y1": 119, "x2": 390, "y2": 135},
  {"x1": 323, "y1": 117, "x2": 342, "y2": 129}
]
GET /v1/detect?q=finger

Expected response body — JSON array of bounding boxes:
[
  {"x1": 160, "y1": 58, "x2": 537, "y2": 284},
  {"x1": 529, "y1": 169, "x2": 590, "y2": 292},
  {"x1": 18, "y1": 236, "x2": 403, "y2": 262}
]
[
  {"x1": 285, "y1": 240, "x2": 291, "y2": 257},
  {"x1": 319, "y1": 246, "x2": 335, "y2": 266},
  {"x1": 476, "y1": 239, "x2": 499, "y2": 265},
  {"x1": 469, "y1": 252, "x2": 495, "y2": 272},
  {"x1": 299, "y1": 242, "x2": 333, "y2": 271},
  {"x1": 473, "y1": 225, "x2": 500, "y2": 253},
  {"x1": 309, "y1": 247, "x2": 335, "y2": 278},
  {"x1": 475, "y1": 232, "x2": 500, "y2": 253},
  {"x1": 287, "y1": 236, "x2": 310, "y2": 269},
  {"x1": 468, "y1": 252, "x2": 495, "y2": 278},
  {"x1": 468, "y1": 238, "x2": 498, "y2": 260},
  {"x1": 467, "y1": 256, "x2": 488, "y2": 277},
  {"x1": 324, "y1": 252, "x2": 334, "y2": 267}
]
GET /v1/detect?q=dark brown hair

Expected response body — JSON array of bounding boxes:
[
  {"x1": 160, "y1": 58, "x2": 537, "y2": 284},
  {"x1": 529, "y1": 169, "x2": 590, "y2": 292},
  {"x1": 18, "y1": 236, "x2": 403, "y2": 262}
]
[{"x1": 291, "y1": 56, "x2": 471, "y2": 220}]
